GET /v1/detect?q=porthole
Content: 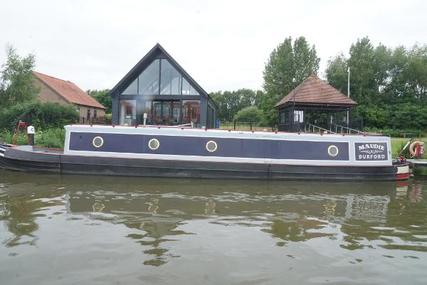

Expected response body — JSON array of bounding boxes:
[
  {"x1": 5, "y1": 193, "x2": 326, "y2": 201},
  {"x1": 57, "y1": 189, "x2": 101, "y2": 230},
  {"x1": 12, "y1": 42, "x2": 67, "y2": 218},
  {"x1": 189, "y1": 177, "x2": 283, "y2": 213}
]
[
  {"x1": 148, "y1": 138, "x2": 160, "y2": 151},
  {"x1": 206, "y1": 140, "x2": 218, "y2": 153},
  {"x1": 92, "y1": 136, "x2": 104, "y2": 148},
  {"x1": 328, "y1": 145, "x2": 339, "y2": 157}
]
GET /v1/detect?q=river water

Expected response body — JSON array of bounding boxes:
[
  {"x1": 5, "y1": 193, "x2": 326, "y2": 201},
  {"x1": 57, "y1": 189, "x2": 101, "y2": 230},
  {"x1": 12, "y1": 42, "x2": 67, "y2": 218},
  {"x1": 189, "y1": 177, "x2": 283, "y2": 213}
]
[{"x1": 0, "y1": 170, "x2": 426, "y2": 285}]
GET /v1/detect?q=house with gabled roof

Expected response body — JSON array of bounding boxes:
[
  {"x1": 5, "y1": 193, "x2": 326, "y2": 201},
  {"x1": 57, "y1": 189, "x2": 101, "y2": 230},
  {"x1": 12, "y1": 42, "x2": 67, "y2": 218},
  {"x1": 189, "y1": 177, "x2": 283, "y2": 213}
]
[
  {"x1": 276, "y1": 74, "x2": 357, "y2": 132},
  {"x1": 33, "y1": 71, "x2": 106, "y2": 123},
  {"x1": 109, "y1": 43, "x2": 217, "y2": 128}
]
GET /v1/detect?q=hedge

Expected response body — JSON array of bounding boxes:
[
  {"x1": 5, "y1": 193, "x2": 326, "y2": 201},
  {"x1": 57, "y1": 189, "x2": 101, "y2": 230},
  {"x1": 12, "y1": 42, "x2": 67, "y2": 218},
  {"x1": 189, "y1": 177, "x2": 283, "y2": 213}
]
[{"x1": 0, "y1": 101, "x2": 78, "y2": 131}]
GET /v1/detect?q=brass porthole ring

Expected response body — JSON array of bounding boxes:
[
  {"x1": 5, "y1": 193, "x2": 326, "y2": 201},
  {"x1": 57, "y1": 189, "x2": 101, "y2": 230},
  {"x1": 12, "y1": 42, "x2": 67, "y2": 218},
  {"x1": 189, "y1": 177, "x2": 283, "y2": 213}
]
[
  {"x1": 92, "y1": 136, "x2": 104, "y2": 148},
  {"x1": 148, "y1": 138, "x2": 160, "y2": 151},
  {"x1": 206, "y1": 140, "x2": 218, "y2": 153},
  {"x1": 328, "y1": 145, "x2": 339, "y2": 157}
]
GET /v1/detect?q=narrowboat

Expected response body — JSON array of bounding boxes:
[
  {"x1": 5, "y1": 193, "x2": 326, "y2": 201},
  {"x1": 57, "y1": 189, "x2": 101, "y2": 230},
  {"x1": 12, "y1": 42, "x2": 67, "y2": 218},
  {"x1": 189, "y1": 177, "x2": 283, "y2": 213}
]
[{"x1": 0, "y1": 125, "x2": 409, "y2": 181}]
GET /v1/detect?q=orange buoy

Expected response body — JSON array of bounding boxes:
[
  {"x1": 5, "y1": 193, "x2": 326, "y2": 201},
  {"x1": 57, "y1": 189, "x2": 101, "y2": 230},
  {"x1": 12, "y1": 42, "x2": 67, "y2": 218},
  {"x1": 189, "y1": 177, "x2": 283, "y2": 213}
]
[{"x1": 409, "y1": 141, "x2": 424, "y2": 158}]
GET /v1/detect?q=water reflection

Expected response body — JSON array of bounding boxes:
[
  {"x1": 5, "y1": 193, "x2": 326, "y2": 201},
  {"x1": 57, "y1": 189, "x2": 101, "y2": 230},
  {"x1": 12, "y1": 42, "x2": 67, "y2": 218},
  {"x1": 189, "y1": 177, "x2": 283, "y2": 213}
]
[
  {"x1": 264, "y1": 217, "x2": 333, "y2": 246},
  {"x1": 0, "y1": 177, "x2": 66, "y2": 248},
  {"x1": 0, "y1": 170, "x2": 426, "y2": 273}
]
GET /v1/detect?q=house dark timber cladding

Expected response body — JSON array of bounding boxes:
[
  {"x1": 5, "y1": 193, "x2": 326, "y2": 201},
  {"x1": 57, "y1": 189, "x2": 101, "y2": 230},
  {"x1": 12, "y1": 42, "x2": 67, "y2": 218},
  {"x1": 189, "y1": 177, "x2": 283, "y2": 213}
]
[{"x1": 110, "y1": 44, "x2": 217, "y2": 128}]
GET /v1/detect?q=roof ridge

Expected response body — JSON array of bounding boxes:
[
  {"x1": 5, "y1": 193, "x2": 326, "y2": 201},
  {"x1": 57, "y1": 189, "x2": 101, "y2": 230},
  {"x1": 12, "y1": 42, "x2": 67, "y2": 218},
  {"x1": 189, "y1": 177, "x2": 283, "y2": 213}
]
[
  {"x1": 33, "y1": 71, "x2": 73, "y2": 105},
  {"x1": 33, "y1": 71, "x2": 105, "y2": 109},
  {"x1": 282, "y1": 74, "x2": 317, "y2": 102},
  {"x1": 275, "y1": 74, "x2": 356, "y2": 108},
  {"x1": 33, "y1": 71, "x2": 76, "y2": 85},
  {"x1": 109, "y1": 43, "x2": 210, "y2": 100}
]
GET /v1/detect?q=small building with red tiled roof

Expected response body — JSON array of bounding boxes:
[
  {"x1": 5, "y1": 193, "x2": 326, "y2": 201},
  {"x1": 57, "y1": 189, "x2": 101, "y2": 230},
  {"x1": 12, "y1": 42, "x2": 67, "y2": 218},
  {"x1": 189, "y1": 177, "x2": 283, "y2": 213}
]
[
  {"x1": 33, "y1": 71, "x2": 105, "y2": 123},
  {"x1": 275, "y1": 74, "x2": 357, "y2": 132}
]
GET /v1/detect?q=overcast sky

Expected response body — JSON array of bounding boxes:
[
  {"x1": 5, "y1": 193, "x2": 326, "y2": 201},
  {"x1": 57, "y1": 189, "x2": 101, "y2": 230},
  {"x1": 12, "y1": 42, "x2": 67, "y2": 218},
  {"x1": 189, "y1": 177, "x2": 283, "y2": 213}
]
[{"x1": 0, "y1": 0, "x2": 426, "y2": 92}]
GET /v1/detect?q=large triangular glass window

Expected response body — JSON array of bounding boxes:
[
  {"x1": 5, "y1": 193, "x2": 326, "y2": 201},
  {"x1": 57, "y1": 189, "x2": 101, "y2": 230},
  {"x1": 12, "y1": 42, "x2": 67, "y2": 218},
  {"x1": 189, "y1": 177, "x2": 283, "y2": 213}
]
[
  {"x1": 122, "y1": 78, "x2": 138, "y2": 95},
  {"x1": 138, "y1": 59, "x2": 160, "y2": 95},
  {"x1": 160, "y1": 59, "x2": 181, "y2": 95},
  {"x1": 160, "y1": 59, "x2": 199, "y2": 95},
  {"x1": 120, "y1": 58, "x2": 199, "y2": 96},
  {"x1": 182, "y1": 78, "x2": 199, "y2": 95}
]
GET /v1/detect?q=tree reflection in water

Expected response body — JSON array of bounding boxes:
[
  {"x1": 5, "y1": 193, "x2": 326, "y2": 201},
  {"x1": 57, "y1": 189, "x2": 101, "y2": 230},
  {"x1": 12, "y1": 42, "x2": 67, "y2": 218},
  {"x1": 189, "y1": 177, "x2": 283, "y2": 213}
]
[
  {"x1": 0, "y1": 171, "x2": 426, "y2": 268},
  {"x1": 0, "y1": 178, "x2": 65, "y2": 248},
  {"x1": 263, "y1": 217, "x2": 334, "y2": 246}
]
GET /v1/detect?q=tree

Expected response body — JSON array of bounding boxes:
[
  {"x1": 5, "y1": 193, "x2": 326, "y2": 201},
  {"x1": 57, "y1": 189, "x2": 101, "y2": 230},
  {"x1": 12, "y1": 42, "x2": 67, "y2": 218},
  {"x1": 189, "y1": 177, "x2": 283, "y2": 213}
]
[
  {"x1": 210, "y1": 89, "x2": 263, "y2": 122},
  {"x1": 0, "y1": 46, "x2": 37, "y2": 109},
  {"x1": 347, "y1": 37, "x2": 381, "y2": 105},
  {"x1": 325, "y1": 54, "x2": 348, "y2": 94},
  {"x1": 88, "y1": 89, "x2": 112, "y2": 113},
  {"x1": 326, "y1": 37, "x2": 427, "y2": 131},
  {"x1": 0, "y1": 101, "x2": 78, "y2": 131},
  {"x1": 403, "y1": 45, "x2": 427, "y2": 103},
  {"x1": 233, "y1": 106, "x2": 263, "y2": 123},
  {"x1": 262, "y1": 37, "x2": 320, "y2": 126}
]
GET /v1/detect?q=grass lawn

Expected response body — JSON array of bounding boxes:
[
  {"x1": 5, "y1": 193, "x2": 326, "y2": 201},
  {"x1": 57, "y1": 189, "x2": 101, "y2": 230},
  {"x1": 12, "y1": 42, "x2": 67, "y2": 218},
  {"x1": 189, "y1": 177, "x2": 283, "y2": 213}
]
[
  {"x1": 219, "y1": 122, "x2": 270, "y2": 132},
  {"x1": 391, "y1": 137, "x2": 426, "y2": 158}
]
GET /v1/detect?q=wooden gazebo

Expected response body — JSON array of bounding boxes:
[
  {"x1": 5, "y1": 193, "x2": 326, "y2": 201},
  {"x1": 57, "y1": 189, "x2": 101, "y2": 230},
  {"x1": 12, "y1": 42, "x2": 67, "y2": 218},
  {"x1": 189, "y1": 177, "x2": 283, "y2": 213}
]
[{"x1": 275, "y1": 75, "x2": 357, "y2": 132}]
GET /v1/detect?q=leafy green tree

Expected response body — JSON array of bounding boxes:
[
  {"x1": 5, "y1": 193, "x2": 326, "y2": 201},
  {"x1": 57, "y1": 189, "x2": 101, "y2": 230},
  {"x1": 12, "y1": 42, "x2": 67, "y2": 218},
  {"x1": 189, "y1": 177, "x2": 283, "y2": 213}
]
[
  {"x1": 348, "y1": 38, "x2": 384, "y2": 105},
  {"x1": 262, "y1": 36, "x2": 320, "y2": 126},
  {"x1": 0, "y1": 46, "x2": 37, "y2": 109},
  {"x1": 0, "y1": 101, "x2": 78, "y2": 131},
  {"x1": 401, "y1": 45, "x2": 427, "y2": 103},
  {"x1": 326, "y1": 37, "x2": 427, "y2": 131},
  {"x1": 88, "y1": 89, "x2": 112, "y2": 113},
  {"x1": 233, "y1": 106, "x2": 263, "y2": 123},
  {"x1": 0, "y1": 45, "x2": 81, "y2": 132},
  {"x1": 326, "y1": 54, "x2": 348, "y2": 94},
  {"x1": 382, "y1": 46, "x2": 411, "y2": 104},
  {"x1": 211, "y1": 89, "x2": 263, "y2": 122}
]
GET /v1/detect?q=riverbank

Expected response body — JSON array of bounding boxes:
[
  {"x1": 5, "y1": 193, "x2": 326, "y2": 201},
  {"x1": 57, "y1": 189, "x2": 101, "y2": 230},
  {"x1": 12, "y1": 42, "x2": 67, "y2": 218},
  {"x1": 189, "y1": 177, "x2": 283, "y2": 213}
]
[
  {"x1": 0, "y1": 128, "x2": 65, "y2": 148},
  {"x1": 391, "y1": 137, "x2": 426, "y2": 158}
]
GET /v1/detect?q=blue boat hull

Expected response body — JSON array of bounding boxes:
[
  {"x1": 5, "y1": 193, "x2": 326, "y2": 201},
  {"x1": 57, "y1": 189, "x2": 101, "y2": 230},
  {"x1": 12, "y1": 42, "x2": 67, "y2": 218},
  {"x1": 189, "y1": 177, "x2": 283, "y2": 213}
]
[{"x1": 0, "y1": 146, "x2": 406, "y2": 181}]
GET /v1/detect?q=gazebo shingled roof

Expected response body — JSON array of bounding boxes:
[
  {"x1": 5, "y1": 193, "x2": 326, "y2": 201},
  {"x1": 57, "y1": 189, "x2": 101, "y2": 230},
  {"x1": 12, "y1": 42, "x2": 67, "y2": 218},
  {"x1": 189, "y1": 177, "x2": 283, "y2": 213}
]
[{"x1": 275, "y1": 74, "x2": 357, "y2": 108}]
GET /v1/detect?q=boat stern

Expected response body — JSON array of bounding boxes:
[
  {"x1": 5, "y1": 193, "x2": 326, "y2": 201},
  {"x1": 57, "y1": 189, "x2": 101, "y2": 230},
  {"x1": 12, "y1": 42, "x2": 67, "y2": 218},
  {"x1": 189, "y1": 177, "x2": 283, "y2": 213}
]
[{"x1": 395, "y1": 163, "x2": 410, "y2": 181}]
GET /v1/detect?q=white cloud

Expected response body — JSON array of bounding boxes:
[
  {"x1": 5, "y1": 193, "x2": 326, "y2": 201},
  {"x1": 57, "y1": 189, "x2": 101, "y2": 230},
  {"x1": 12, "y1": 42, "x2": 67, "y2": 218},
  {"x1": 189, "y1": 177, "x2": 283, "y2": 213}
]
[{"x1": 0, "y1": 0, "x2": 425, "y2": 92}]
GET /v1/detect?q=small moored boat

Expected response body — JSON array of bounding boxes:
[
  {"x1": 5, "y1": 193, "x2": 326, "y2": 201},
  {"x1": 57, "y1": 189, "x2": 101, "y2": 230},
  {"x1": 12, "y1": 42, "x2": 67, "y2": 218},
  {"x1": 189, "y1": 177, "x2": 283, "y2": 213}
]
[{"x1": 0, "y1": 125, "x2": 409, "y2": 181}]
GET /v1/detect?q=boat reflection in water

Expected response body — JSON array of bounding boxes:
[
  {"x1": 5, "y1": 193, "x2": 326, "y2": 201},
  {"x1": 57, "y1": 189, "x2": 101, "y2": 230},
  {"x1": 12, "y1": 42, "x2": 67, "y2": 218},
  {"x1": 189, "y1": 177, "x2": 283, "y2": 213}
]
[{"x1": 0, "y1": 171, "x2": 426, "y2": 284}]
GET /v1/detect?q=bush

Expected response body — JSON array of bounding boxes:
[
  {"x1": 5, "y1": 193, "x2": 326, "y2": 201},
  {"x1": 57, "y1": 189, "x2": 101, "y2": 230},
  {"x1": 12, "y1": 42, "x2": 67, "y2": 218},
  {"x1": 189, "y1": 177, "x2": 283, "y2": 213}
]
[
  {"x1": 0, "y1": 128, "x2": 65, "y2": 148},
  {"x1": 0, "y1": 101, "x2": 78, "y2": 131},
  {"x1": 35, "y1": 128, "x2": 65, "y2": 148},
  {"x1": 0, "y1": 130, "x2": 28, "y2": 145},
  {"x1": 355, "y1": 104, "x2": 427, "y2": 131},
  {"x1": 104, "y1": 113, "x2": 112, "y2": 124},
  {"x1": 233, "y1": 106, "x2": 263, "y2": 123}
]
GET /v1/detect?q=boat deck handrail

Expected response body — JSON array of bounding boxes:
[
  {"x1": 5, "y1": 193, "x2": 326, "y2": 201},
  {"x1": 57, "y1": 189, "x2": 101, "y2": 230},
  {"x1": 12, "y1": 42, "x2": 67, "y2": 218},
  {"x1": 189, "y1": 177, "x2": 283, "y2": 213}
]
[
  {"x1": 304, "y1": 123, "x2": 336, "y2": 134},
  {"x1": 332, "y1": 124, "x2": 366, "y2": 135},
  {"x1": 65, "y1": 124, "x2": 386, "y2": 137}
]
